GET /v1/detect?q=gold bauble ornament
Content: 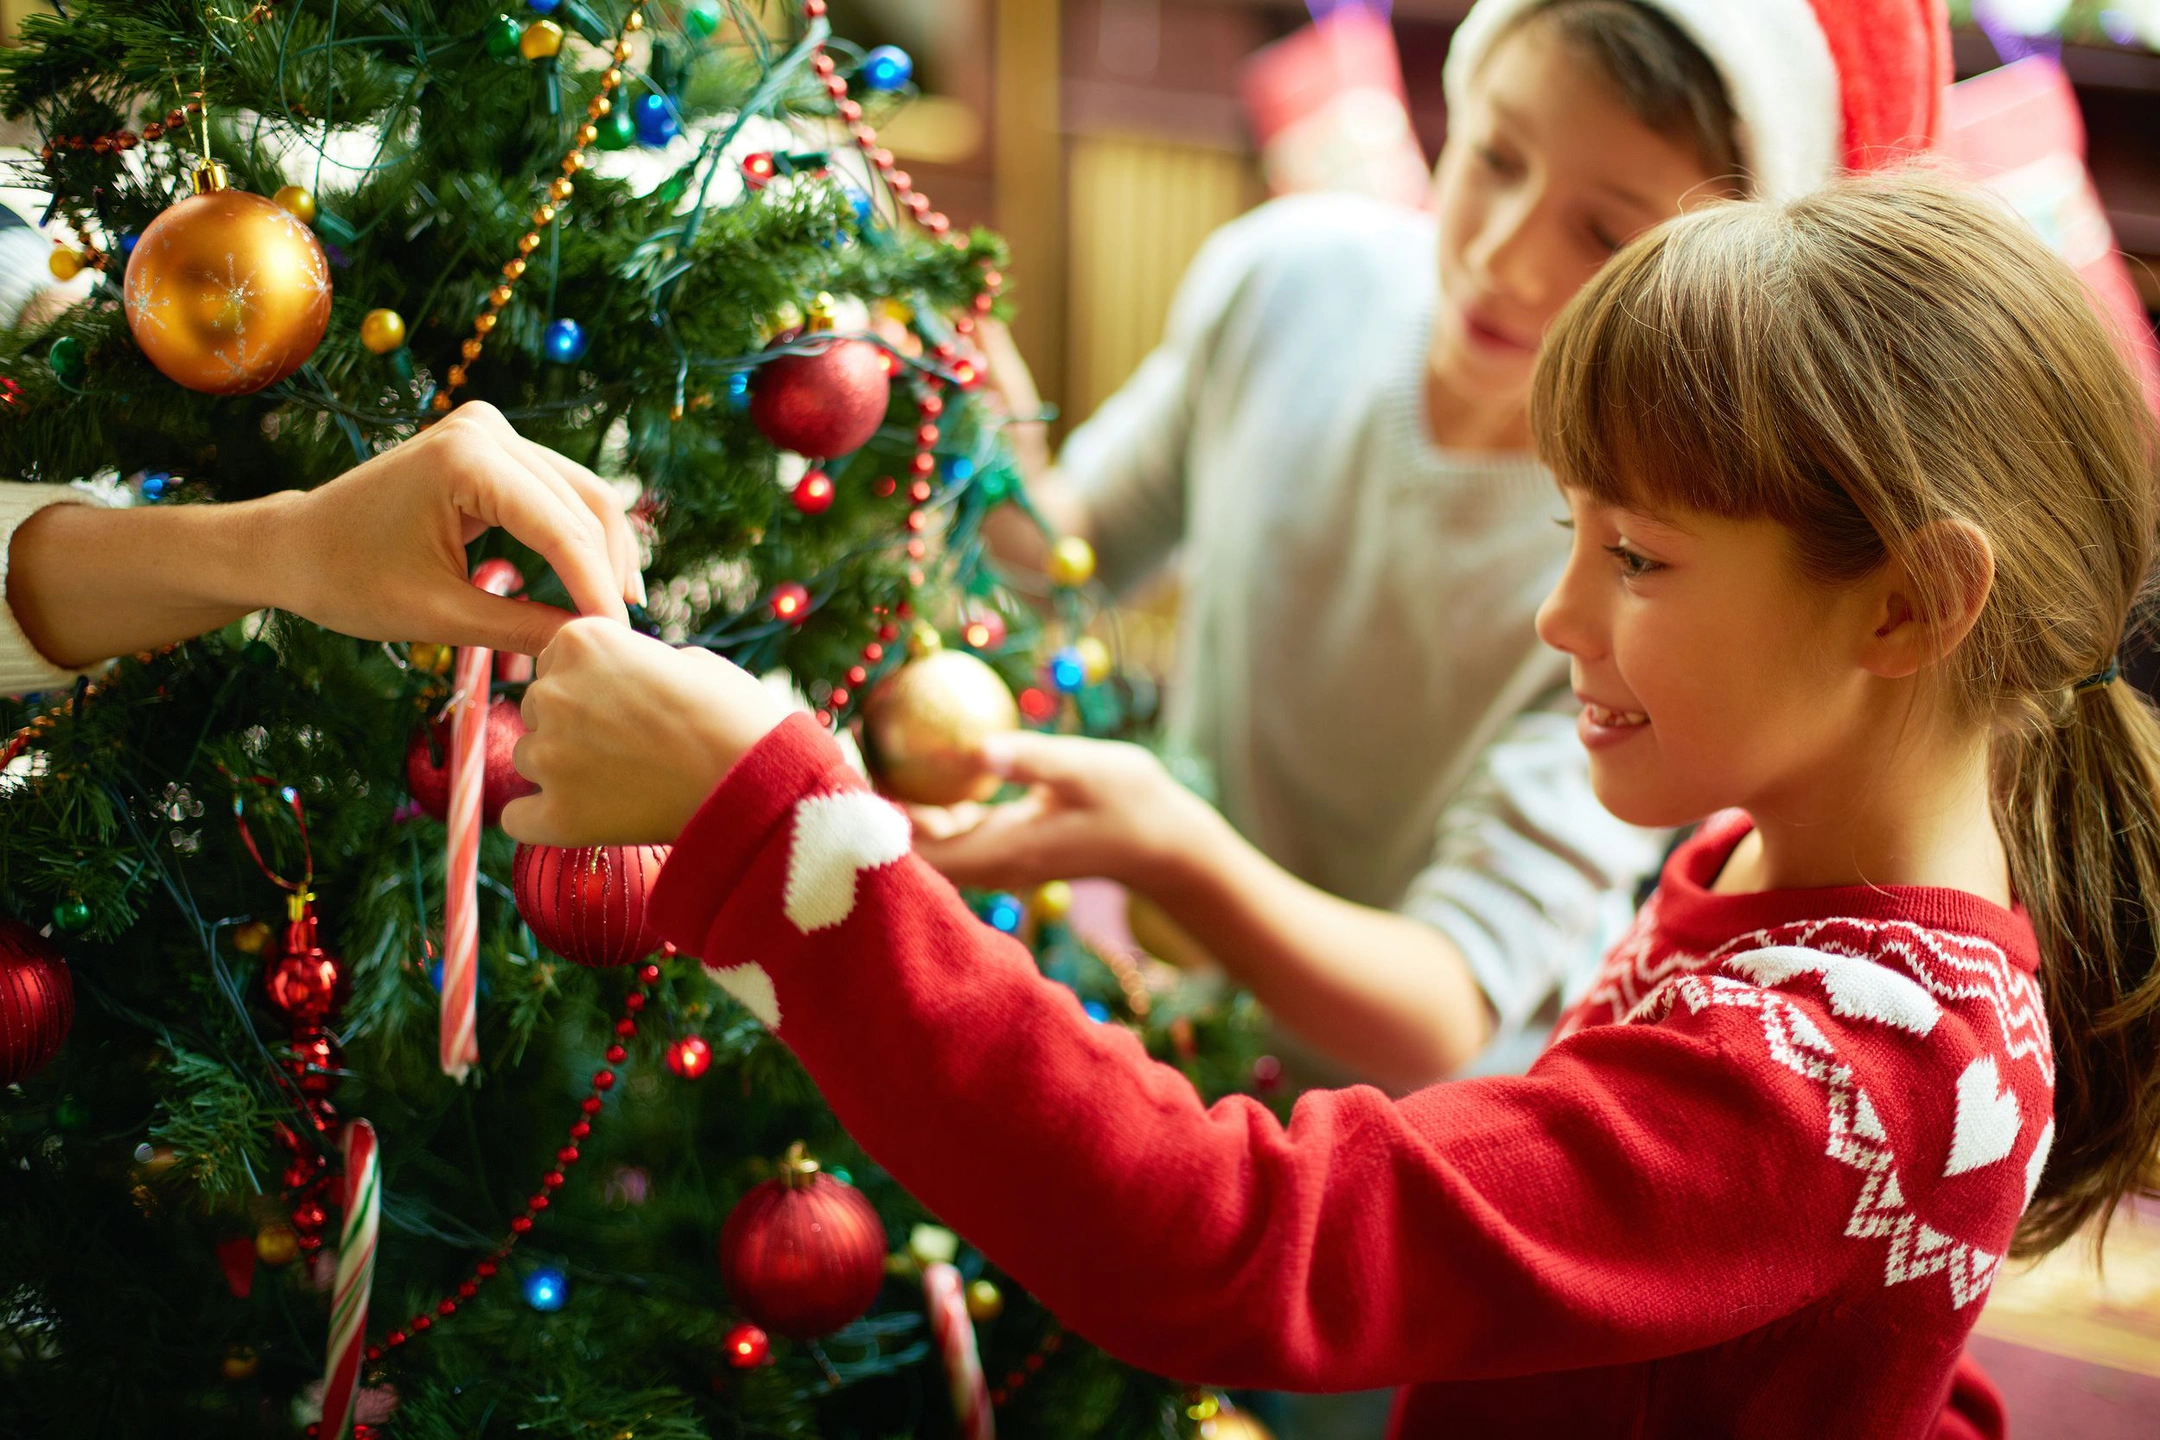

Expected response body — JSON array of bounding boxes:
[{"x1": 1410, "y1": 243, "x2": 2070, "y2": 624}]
[
  {"x1": 221, "y1": 1344, "x2": 260, "y2": 1381},
  {"x1": 861, "y1": 636, "x2": 1019, "y2": 805},
  {"x1": 1031, "y1": 879, "x2": 1074, "y2": 923},
  {"x1": 231, "y1": 919, "x2": 274, "y2": 955},
  {"x1": 253, "y1": 1223, "x2": 300, "y2": 1267},
  {"x1": 124, "y1": 163, "x2": 332, "y2": 395},
  {"x1": 1074, "y1": 635, "x2": 1112, "y2": 684},
  {"x1": 964, "y1": 1278, "x2": 1004, "y2": 1320},
  {"x1": 47, "y1": 247, "x2": 83, "y2": 281},
  {"x1": 1047, "y1": 535, "x2": 1097, "y2": 589},
  {"x1": 1198, "y1": 1409, "x2": 1276, "y2": 1440},
  {"x1": 271, "y1": 184, "x2": 317, "y2": 225},
  {"x1": 360, "y1": 307, "x2": 408, "y2": 355},
  {"x1": 521, "y1": 18, "x2": 566, "y2": 59}
]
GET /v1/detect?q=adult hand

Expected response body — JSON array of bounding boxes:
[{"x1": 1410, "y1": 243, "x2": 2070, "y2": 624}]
[
  {"x1": 909, "y1": 732, "x2": 1216, "y2": 891},
  {"x1": 502, "y1": 617, "x2": 790, "y2": 847},
  {"x1": 263, "y1": 401, "x2": 640, "y2": 654}
]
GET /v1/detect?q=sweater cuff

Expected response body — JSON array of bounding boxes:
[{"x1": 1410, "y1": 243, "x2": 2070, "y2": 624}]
[
  {"x1": 650, "y1": 712, "x2": 866, "y2": 955},
  {"x1": 0, "y1": 482, "x2": 106, "y2": 698}
]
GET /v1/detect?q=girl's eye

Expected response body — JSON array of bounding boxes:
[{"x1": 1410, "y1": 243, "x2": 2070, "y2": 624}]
[
  {"x1": 1604, "y1": 543, "x2": 1662, "y2": 579},
  {"x1": 1587, "y1": 222, "x2": 1624, "y2": 254},
  {"x1": 1477, "y1": 144, "x2": 1522, "y2": 178}
]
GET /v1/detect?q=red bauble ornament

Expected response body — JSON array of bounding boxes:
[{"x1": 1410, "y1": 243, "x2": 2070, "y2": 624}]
[
  {"x1": 286, "y1": 1030, "x2": 342, "y2": 1097},
  {"x1": 666, "y1": 1035, "x2": 713, "y2": 1079},
  {"x1": 749, "y1": 334, "x2": 891, "y2": 458},
  {"x1": 405, "y1": 698, "x2": 534, "y2": 825},
  {"x1": 723, "y1": 1322, "x2": 772, "y2": 1368},
  {"x1": 792, "y1": 467, "x2": 836, "y2": 515},
  {"x1": 262, "y1": 908, "x2": 346, "y2": 1027},
  {"x1": 718, "y1": 1144, "x2": 887, "y2": 1339},
  {"x1": 511, "y1": 843, "x2": 669, "y2": 967},
  {"x1": 0, "y1": 919, "x2": 73, "y2": 1085}
]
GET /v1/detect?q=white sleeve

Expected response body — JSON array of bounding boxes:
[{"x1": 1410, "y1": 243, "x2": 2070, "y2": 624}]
[
  {"x1": 1399, "y1": 692, "x2": 1672, "y2": 1047},
  {"x1": 1057, "y1": 202, "x2": 1300, "y2": 596},
  {"x1": 0, "y1": 480, "x2": 107, "y2": 698}
]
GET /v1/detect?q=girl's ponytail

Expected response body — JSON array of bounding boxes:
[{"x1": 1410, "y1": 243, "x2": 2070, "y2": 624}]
[{"x1": 1999, "y1": 675, "x2": 2160, "y2": 1255}]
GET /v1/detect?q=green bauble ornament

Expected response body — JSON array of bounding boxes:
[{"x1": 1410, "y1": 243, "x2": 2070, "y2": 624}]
[
  {"x1": 685, "y1": 1, "x2": 722, "y2": 38},
  {"x1": 483, "y1": 13, "x2": 522, "y2": 57},
  {"x1": 596, "y1": 107, "x2": 636, "y2": 151},
  {"x1": 47, "y1": 335, "x2": 83, "y2": 385},
  {"x1": 51, "y1": 898, "x2": 91, "y2": 934}
]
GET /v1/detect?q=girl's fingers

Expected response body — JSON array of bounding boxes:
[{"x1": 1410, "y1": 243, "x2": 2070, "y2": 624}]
[
  {"x1": 509, "y1": 434, "x2": 646, "y2": 607},
  {"x1": 426, "y1": 590, "x2": 575, "y2": 654}
]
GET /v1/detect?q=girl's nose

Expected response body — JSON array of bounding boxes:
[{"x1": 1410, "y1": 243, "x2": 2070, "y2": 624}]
[{"x1": 1536, "y1": 551, "x2": 1603, "y2": 660}]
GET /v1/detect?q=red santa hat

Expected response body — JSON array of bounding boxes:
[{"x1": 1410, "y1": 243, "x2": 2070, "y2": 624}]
[{"x1": 1442, "y1": 0, "x2": 1952, "y2": 202}]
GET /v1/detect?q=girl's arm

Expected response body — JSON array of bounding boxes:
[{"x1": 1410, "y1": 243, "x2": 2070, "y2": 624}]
[
  {"x1": 503, "y1": 625, "x2": 1854, "y2": 1391},
  {"x1": 2, "y1": 403, "x2": 638, "y2": 678},
  {"x1": 912, "y1": 733, "x2": 1496, "y2": 1087}
]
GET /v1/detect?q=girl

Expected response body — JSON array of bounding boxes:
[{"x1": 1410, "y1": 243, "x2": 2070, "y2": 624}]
[
  {"x1": 962, "y1": 0, "x2": 1950, "y2": 1088},
  {"x1": 505, "y1": 174, "x2": 2159, "y2": 1435}
]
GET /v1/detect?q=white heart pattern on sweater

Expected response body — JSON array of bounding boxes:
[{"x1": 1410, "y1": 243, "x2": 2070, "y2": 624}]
[
  {"x1": 1721, "y1": 946, "x2": 1942, "y2": 1036},
  {"x1": 784, "y1": 790, "x2": 912, "y2": 933},
  {"x1": 705, "y1": 960, "x2": 780, "y2": 1030},
  {"x1": 1945, "y1": 1055, "x2": 2021, "y2": 1178}
]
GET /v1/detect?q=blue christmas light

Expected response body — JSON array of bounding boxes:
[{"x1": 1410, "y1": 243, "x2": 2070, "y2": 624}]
[
  {"x1": 941, "y1": 455, "x2": 975, "y2": 484},
  {"x1": 983, "y1": 893, "x2": 1025, "y2": 933},
  {"x1": 118, "y1": 232, "x2": 139, "y2": 257},
  {"x1": 139, "y1": 471, "x2": 172, "y2": 501},
  {"x1": 860, "y1": 45, "x2": 913, "y2": 93},
  {"x1": 726, "y1": 370, "x2": 752, "y2": 409},
  {"x1": 1082, "y1": 1000, "x2": 1112, "y2": 1024},
  {"x1": 843, "y1": 182, "x2": 875, "y2": 227},
  {"x1": 1048, "y1": 646, "x2": 1087, "y2": 694},
  {"x1": 524, "y1": 1266, "x2": 567, "y2": 1311},
  {"x1": 633, "y1": 94, "x2": 679, "y2": 147},
  {"x1": 543, "y1": 317, "x2": 588, "y2": 364}
]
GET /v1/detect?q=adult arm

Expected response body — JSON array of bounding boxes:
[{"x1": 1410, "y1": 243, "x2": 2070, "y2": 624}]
[{"x1": 1, "y1": 402, "x2": 639, "y2": 683}]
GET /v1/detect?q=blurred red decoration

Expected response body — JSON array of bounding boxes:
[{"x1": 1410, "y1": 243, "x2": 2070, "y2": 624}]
[
  {"x1": 723, "y1": 1321, "x2": 771, "y2": 1368},
  {"x1": 741, "y1": 152, "x2": 777, "y2": 190},
  {"x1": 263, "y1": 909, "x2": 346, "y2": 1027},
  {"x1": 287, "y1": 1030, "x2": 342, "y2": 1097},
  {"x1": 0, "y1": 919, "x2": 72, "y2": 1085},
  {"x1": 404, "y1": 697, "x2": 534, "y2": 825},
  {"x1": 749, "y1": 335, "x2": 890, "y2": 458},
  {"x1": 718, "y1": 1144, "x2": 886, "y2": 1339},
  {"x1": 960, "y1": 610, "x2": 1006, "y2": 650},
  {"x1": 792, "y1": 467, "x2": 836, "y2": 515},
  {"x1": 666, "y1": 1035, "x2": 713, "y2": 1080},
  {"x1": 769, "y1": 582, "x2": 811, "y2": 625},
  {"x1": 1016, "y1": 687, "x2": 1056, "y2": 723},
  {"x1": 511, "y1": 843, "x2": 669, "y2": 967}
]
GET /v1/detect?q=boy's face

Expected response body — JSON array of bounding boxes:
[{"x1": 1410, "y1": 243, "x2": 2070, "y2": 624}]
[
  {"x1": 1429, "y1": 22, "x2": 1729, "y2": 414},
  {"x1": 1534, "y1": 490, "x2": 1888, "y2": 830}
]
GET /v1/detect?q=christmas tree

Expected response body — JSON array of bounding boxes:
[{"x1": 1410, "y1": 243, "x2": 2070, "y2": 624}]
[{"x1": 0, "y1": 4, "x2": 1276, "y2": 1437}]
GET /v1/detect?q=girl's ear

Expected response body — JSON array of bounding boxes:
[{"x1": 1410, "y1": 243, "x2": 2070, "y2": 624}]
[{"x1": 1856, "y1": 520, "x2": 1995, "y2": 680}]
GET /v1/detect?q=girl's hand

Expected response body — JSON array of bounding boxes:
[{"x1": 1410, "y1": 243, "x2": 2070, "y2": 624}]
[
  {"x1": 263, "y1": 402, "x2": 641, "y2": 654},
  {"x1": 502, "y1": 618, "x2": 789, "y2": 847},
  {"x1": 908, "y1": 732, "x2": 1216, "y2": 891}
]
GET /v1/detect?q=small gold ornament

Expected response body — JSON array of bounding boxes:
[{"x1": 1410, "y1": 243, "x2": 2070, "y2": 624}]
[
  {"x1": 359, "y1": 307, "x2": 407, "y2": 355},
  {"x1": 1047, "y1": 536, "x2": 1097, "y2": 589},
  {"x1": 964, "y1": 1278, "x2": 1004, "y2": 1321},
  {"x1": 1031, "y1": 880, "x2": 1074, "y2": 924},
  {"x1": 407, "y1": 640, "x2": 453, "y2": 673},
  {"x1": 861, "y1": 634, "x2": 1019, "y2": 805},
  {"x1": 1198, "y1": 1407, "x2": 1276, "y2": 1440},
  {"x1": 231, "y1": 920, "x2": 274, "y2": 955},
  {"x1": 254, "y1": 1223, "x2": 300, "y2": 1267},
  {"x1": 271, "y1": 184, "x2": 317, "y2": 225},
  {"x1": 123, "y1": 163, "x2": 332, "y2": 395},
  {"x1": 47, "y1": 247, "x2": 84, "y2": 281},
  {"x1": 221, "y1": 1344, "x2": 260, "y2": 1381},
  {"x1": 520, "y1": 18, "x2": 566, "y2": 59},
  {"x1": 1074, "y1": 635, "x2": 1112, "y2": 684}
]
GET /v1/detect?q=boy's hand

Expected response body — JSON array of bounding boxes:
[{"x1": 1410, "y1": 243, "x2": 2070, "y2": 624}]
[
  {"x1": 502, "y1": 618, "x2": 789, "y2": 847},
  {"x1": 908, "y1": 732, "x2": 1215, "y2": 891}
]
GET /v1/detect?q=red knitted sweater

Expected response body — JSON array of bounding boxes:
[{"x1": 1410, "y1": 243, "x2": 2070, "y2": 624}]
[{"x1": 650, "y1": 716, "x2": 2054, "y2": 1438}]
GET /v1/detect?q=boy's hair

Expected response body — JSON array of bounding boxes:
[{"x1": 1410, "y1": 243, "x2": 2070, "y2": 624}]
[
  {"x1": 1504, "y1": 0, "x2": 1745, "y2": 191},
  {"x1": 1531, "y1": 172, "x2": 2160, "y2": 1256}
]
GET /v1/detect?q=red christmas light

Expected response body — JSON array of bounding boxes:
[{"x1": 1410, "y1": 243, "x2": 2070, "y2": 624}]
[{"x1": 666, "y1": 1035, "x2": 712, "y2": 1079}]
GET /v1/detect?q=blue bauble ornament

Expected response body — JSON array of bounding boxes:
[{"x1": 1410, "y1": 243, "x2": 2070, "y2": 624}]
[
  {"x1": 726, "y1": 370, "x2": 752, "y2": 409},
  {"x1": 524, "y1": 1266, "x2": 567, "y2": 1311},
  {"x1": 526, "y1": 0, "x2": 562, "y2": 11},
  {"x1": 941, "y1": 455, "x2": 975, "y2": 484},
  {"x1": 543, "y1": 317, "x2": 588, "y2": 364},
  {"x1": 1048, "y1": 647, "x2": 1087, "y2": 694},
  {"x1": 983, "y1": 893, "x2": 1025, "y2": 933},
  {"x1": 633, "y1": 94, "x2": 679, "y2": 147},
  {"x1": 1082, "y1": 1000, "x2": 1112, "y2": 1024},
  {"x1": 860, "y1": 45, "x2": 913, "y2": 93},
  {"x1": 140, "y1": 471, "x2": 172, "y2": 502}
]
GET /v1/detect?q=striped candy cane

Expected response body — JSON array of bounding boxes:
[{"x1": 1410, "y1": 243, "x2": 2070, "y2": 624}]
[
  {"x1": 318, "y1": 1119, "x2": 380, "y2": 1440},
  {"x1": 922, "y1": 1261, "x2": 994, "y2": 1440},
  {"x1": 439, "y1": 559, "x2": 524, "y2": 1081}
]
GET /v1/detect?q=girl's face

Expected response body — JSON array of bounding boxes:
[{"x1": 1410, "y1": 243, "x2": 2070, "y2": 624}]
[
  {"x1": 1534, "y1": 490, "x2": 1889, "y2": 829},
  {"x1": 1430, "y1": 22, "x2": 1730, "y2": 411}
]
